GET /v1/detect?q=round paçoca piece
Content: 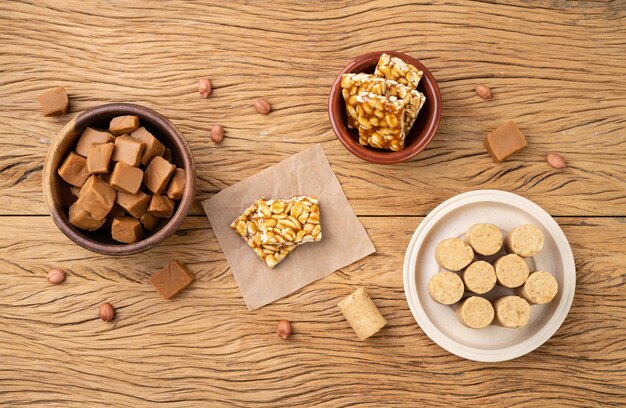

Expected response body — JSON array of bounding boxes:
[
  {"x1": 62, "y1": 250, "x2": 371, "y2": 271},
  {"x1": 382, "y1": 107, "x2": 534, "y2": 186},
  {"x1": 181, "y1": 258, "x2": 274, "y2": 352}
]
[
  {"x1": 505, "y1": 224, "x2": 544, "y2": 257},
  {"x1": 494, "y1": 296, "x2": 531, "y2": 328},
  {"x1": 494, "y1": 254, "x2": 529, "y2": 288},
  {"x1": 464, "y1": 223, "x2": 503, "y2": 256},
  {"x1": 428, "y1": 271, "x2": 464, "y2": 305},
  {"x1": 462, "y1": 261, "x2": 497, "y2": 294},
  {"x1": 435, "y1": 238, "x2": 474, "y2": 271},
  {"x1": 518, "y1": 271, "x2": 558, "y2": 304},
  {"x1": 456, "y1": 296, "x2": 494, "y2": 329}
]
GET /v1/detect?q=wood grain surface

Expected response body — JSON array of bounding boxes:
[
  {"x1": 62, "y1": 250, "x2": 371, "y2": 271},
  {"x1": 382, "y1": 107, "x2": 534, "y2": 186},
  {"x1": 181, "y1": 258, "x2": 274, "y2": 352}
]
[{"x1": 0, "y1": 0, "x2": 625, "y2": 406}]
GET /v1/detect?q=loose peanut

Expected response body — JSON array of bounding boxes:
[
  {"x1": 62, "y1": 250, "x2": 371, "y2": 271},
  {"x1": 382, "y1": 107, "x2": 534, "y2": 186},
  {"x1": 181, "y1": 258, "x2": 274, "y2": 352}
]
[
  {"x1": 99, "y1": 302, "x2": 115, "y2": 322},
  {"x1": 211, "y1": 125, "x2": 224, "y2": 144},
  {"x1": 276, "y1": 320, "x2": 292, "y2": 339},
  {"x1": 476, "y1": 84, "x2": 492, "y2": 99},
  {"x1": 254, "y1": 98, "x2": 272, "y2": 115},
  {"x1": 546, "y1": 153, "x2": 566, "y2": 169},
  {"x1": 198, "y1": 78, "x2": 212, "y2": 98},
  {"x1": 47, "y1": 268, "x2": 66, "y2": 284}
]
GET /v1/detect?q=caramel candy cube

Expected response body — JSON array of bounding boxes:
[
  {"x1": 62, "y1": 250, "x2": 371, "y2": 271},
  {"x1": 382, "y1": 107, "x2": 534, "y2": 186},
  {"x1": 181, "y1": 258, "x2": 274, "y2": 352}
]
[
  {"x1": 140, "y1": 212, "x2": 159, "y2": 232},
  {"x1": 76, "y1": 127, "x2": 114, "y2": 157},
  {"x1": 148, "y1": 195, "x2": 175, "y2": 218},
  {"x1": 110, "y1": 162, "x2": 143, "y2": 194},
  {"x1": 37, "y1": 87, "x2": 69, "y2": 117},
  {"x1": 144, "y1": 156, "x2": 175, "y2": 194},
  {"x1": 104, "y1": 205, "x2": 126, "y2": 228},
  {"x1": 484, "y1": 120, "x2": 528, "y2": 163},
  {"x1": 57, "y1": 151, "x2": 89, "y2": 187},
  {"x1": 87, "y1": 142, "x2": 114, "y2": 174},
  {"x1": 69, "y1": 186, "x2": 81, "y2": 198},
  {"x1": 116, "y1": 191, "x2": 150, "y2": 218},
  {"x1": 68, "y1": 203, "x2": 106, "y2": 231},
  {"x1": 166, "y1": 168, "x2": 186, "y2": 200},
  {"x1": 131, "y1": 127, "x2": 166, "y2": 166},
  {"x1": 150, "y1": 260, "x2": 194, "y2": 299},
  {"x1": 76, "y1": 175, "x2": 117, "y2": 220},
  {"x1": 109, "y1": 115, "x2": 140, "y2": 136},
  {"x1": 111, "y1": 216, "x2": 144, "y2": 244},
  {"x1": 112, "y1": 135, "x2": 145, "y2": 167}
]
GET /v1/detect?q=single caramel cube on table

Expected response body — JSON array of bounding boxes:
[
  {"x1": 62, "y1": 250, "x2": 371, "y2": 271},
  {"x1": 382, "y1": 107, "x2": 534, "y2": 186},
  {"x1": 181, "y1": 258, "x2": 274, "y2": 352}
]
[
  {"x1": 166, "y1": 168, "x2": 186, "y2": 200},
  {"x1": 37, "y1": 87, "x2": 69, "y2": 117},
  {"x1": 131, "y1": 127, "x2": 166, "y2": 166},
  {"x1": 484, "y1": 120, "x2": 528, "y2": 163},
  {"x1": 111, "y1": 216, "x2": 144, "y2": 243},
  {"x1": 148, "y1": 195, "x2": 175, "y2": 218},
  {"x1": 144, "y1": 156, "x2": 175, "y2": 194},
  {"x1": 68, "y1": 203, "x2": 106, "y2": 231},
  {"x1": 76, "y1": 127, "x2": 114, "y2": 157},
  {"x1": 110, "y1": 162, "x2": 143, "y2": 194},
  {"x1": 87, "y1": 142, "x2": 114, "y2": 174},
  {"x1": 76, "y1": 175, "x2": 117, "y2": 220},
  {"x1": 109, "y1": 115, "x2": 140, "y2": 136},
  {"x1": 58, "y1": 151, "x2": 89, "y2": 187},
  {"x1": 150, "y1": 260, "x2": 194, "y2": 299},
  {"x1": 112, "y1": 135, "x2": 145, "y2": 167},
  {"x1": 140, "y1": 212, "x2": 159, "y2": 232},
  {"x1": 116, "y1": 191, "x2": 150, "y2": 218}
]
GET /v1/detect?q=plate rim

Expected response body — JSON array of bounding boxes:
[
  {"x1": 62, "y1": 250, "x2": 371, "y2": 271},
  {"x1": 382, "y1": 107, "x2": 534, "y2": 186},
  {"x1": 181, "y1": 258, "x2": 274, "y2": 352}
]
[{"x1": 403, "y1": 189, "x2": 576, "y2": 362}]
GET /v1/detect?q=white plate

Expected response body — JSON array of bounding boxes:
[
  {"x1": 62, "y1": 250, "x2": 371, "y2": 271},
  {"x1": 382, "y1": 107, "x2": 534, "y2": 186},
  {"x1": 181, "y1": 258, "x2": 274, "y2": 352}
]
[{"x1": 403, "y1": 190, "x2": 575, "y2": 362}]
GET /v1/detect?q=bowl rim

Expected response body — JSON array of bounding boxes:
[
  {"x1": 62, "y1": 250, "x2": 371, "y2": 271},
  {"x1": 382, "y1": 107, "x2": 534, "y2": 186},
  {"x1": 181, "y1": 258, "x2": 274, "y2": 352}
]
[
  {"x1": 42, "y1": 102, "x2": 196, "y2": 256},
  {"x1": 328, "y1": 51, "x2": 442, "y2": 164}
]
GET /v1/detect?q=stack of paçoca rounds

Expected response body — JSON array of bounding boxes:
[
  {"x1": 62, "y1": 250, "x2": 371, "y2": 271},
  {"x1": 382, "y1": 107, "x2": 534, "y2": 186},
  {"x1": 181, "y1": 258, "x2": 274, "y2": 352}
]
[{"x1": 428, "y1": 223, "x2": 559, "y2": 329}]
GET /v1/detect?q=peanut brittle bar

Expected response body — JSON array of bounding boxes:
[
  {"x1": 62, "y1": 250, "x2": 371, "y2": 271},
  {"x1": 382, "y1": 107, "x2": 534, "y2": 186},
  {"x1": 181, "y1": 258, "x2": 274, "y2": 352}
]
[
  {"x1": 341, "y1": 73, "x2": 387, "y2": 129},
  {"x1": 374, "y1": 53, "x2": 423, "y2": 90},
  {"x1": 384, "y1": 80, "x2": 426, "y2": 132},
  {"x1": 355, "y1": 92, "x2": 407, "y2": 151},
  {"x1": 231, "y1": 196, "x2": 322, "y2": 268}
]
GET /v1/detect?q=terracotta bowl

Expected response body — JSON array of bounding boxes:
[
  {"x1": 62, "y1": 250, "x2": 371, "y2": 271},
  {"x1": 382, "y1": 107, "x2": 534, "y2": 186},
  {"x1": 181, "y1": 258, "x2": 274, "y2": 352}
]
[
  {"x1": 42, "y1": 103, "x2": 196, "y2": 256},
  {"x1": 328, "y1": 51, "x2": 442, "y2": 164}
]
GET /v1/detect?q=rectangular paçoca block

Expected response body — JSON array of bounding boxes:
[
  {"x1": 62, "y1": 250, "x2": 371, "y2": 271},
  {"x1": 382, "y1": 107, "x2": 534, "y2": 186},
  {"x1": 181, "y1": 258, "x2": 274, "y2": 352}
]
[
  {"x1": 37, "y1": 87, "x2": 69, "y2": 116},
  {"x1": 57, "y1": 151, "x2": 89, "y2": 187},
  {"x1": 484, "y1": 120, "x2": 528, "y2": 163},
  {"x1": 109, "y1": 115, "x2": 140, "y2": 136},
  {"x1": 150, "y1": 260, "x2": 194, "y2": 299},
  {"x1": 110, "y1": 161, "x2": 143, "y2": 194},
  {"x1": 75, "y1": 175, "x2": 116, "y2": 220},
  {"x1": 131, "y1": 127, "x2": 166, "y2": 166},
  {"x1": 87, "y1": 142, "x2": 114, "y2": 174},
  {"x1": 76, "y1": 127, "x2": 115, "y2": 157},
  {"x1": 338, "y1": 287, "x2": 387, "y2": 340}
]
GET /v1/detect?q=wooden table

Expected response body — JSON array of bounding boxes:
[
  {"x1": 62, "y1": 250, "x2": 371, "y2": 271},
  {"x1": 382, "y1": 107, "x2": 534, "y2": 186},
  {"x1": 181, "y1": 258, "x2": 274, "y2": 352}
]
[{"x1": 1, "y1": 1, "x2": 625, "y2": 406}]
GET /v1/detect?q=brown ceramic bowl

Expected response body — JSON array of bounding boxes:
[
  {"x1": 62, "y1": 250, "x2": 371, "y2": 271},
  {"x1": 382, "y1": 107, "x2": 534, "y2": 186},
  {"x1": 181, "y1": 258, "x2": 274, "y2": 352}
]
[
  {"x1": 42, "y1": 103, "x2": 196, "y2": 256},
  {"x1": 328, "y1": 51, "x2": 442, "y2": 164}
]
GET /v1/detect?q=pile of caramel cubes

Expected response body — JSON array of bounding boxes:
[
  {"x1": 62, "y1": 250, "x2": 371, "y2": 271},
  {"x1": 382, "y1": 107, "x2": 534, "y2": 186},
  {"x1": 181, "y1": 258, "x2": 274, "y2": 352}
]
[
  {"x1": 341, "y1": 53, "x2": 426, "y2": 152},
  {"x1": 56, "y1": 116, "x2": 186, "y2": 243}
]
